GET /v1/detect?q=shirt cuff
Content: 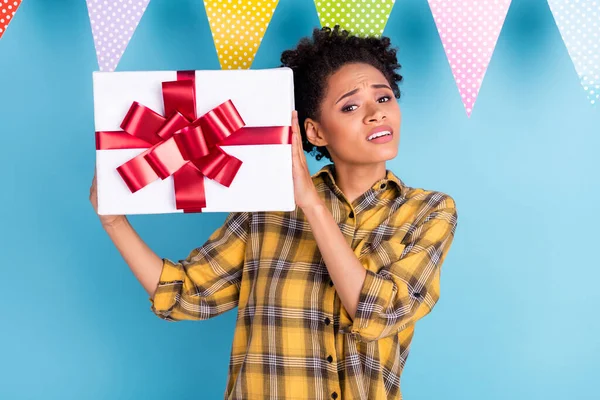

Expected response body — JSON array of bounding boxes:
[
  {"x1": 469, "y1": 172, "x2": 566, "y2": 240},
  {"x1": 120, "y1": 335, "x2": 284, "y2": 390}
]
[
  {"x1": 149, "y1": 258, "x2": 185, "y2": 319},
  {"x1": 339, "y1": 269, "x2": 390, "y2": 341}
]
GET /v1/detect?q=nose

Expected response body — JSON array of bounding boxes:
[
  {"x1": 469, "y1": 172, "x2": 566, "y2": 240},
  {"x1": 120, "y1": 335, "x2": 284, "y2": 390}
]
[{"x1": 363, "y1": 101, "x2": 386, "y2": 124}]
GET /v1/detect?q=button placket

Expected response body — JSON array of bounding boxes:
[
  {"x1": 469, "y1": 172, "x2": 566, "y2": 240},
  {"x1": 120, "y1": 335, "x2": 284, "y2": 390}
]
[{"x1": 322, "y1": 272, "x2": 338, "y2": 397}]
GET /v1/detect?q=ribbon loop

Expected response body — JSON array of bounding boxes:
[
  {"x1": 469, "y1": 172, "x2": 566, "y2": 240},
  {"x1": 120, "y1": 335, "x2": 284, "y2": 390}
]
[
  {"x1": 199, "y1": 100, "x2": 245, "y2": 148},
  {"x1": 193, "y1": 147, "x2": 242, "y2": 187},
  {"x1": 156, "y1": 112, "x2": 190, "y2": 141},
  {"x1": 116, "y1": 147, "x2": 159, "y2": 193},
  {"x1": 144, "y1": 137, "x2": 187, "y2": 180},
  {"x1": 120, "y1": 102, "x2": 165, "y2": 145},
  {"x1": 174, "y1": 125, "x2": 210, "y2": 161},
  {"x1": 162, "y1": 79, "x2": 196, "y2": 122}
]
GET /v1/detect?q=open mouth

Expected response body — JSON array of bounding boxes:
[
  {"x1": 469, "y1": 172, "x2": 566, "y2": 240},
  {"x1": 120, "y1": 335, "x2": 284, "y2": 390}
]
[
  {"x1": 366, "y1": 125, "x2": 394, "y2": 143},
  {"x1": 367, "y1": 130, "x2": 392, "y2": 141}
]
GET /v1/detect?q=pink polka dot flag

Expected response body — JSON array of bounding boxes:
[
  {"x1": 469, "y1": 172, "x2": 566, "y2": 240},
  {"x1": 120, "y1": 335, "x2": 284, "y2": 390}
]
[
  {"x1": 0, "y1": 0, "x2": 22, "y2": 40},
  {"x1": 428, "y1": 0, "x2": 512, "y2": 117},
  {"x1": 86, "y1": 0, "x2": 151, "y2": 72},
  {"x1": 548, "y1": 0, "x2": 600, "y2": 106}
]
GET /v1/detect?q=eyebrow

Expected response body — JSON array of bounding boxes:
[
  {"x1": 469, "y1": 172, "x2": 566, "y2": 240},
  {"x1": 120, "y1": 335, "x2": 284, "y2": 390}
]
[{"x1": 335, "y1": 84, "x2": 393, "y2": 104}]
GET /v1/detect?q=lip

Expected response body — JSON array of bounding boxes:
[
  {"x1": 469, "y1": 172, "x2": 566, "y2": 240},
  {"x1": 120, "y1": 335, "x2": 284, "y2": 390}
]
[{"x1": 366, "y1": 125, "x2": 394, "y2": 141}]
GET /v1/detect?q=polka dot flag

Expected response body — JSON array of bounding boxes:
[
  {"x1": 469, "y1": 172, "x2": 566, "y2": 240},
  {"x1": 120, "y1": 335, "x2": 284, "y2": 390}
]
[
  {"x1": 314, "y1": 0, "x2": 395, "y2": 37},
  {"x1": 428, "y1": 0, "x2": 512, "y2": 117},
  {"x1": 0, "y1": 0, "x2": 22, "y2": 40},
  {"x1": 548, "y1": 0, "x2": 600, "y2": 106},
  {"x1": 86, "y1": 0, "x2": 151, "y2": 72},
  {"x1": 204, "y1": 0, "x2": 279, "y2": 70}
]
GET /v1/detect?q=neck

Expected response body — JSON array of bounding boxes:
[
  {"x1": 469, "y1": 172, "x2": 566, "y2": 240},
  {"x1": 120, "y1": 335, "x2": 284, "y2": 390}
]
[{"x1": 331, "y1": 162, "x2": 387, "y2": 204}]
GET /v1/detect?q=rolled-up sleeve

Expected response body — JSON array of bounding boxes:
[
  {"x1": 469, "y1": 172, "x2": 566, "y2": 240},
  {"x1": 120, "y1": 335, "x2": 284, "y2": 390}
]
[
  {"x1": 340, "y1": 196, "x2": 458, "y2": 342},
  {"x1": 150, "y1": 211, "x2": 251, "y2": 321}
]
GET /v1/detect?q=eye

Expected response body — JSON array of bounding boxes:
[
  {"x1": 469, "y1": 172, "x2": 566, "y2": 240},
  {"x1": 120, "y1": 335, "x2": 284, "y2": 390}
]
[
  {"x1": 341, "y1": 104, "x2": 358, "y2": 112},
  {"x1": 378, "y1": 96, "x2": 391, "y2": 103}
]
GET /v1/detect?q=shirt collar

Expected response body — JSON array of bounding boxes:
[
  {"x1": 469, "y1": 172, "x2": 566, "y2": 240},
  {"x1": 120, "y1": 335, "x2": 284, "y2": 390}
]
[{"x1": 312, "y1": 163, "x2": 405, "y2": 195}]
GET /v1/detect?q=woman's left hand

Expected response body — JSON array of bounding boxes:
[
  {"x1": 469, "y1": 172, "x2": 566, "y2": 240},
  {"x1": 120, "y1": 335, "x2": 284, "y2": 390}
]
[{"x1": 291, "y1": 110, "x2": 323, "y2": 211}]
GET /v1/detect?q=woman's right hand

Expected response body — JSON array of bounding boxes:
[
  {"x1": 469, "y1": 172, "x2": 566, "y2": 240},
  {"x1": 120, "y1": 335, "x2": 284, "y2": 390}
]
[{"x1": 90, "y1": 170, "x2": 126, "y2": 227}]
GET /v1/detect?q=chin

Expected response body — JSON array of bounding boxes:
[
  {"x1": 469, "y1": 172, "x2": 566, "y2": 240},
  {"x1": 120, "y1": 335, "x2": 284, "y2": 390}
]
[
  {"x1": 375, "y1": 146, "x2": 399, "y2": 162},
  {"x1": 361, "y1": 152, "x2": 398, "y2": 164}
]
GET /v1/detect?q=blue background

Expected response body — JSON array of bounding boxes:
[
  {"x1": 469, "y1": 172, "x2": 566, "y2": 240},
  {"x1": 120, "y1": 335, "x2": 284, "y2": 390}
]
[{"x1": 1, "y1": 0, "x2": 599, "y2": 399}]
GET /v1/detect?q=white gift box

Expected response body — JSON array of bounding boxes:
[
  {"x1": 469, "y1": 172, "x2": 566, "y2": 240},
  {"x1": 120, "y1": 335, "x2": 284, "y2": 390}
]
[{"x1": 93, "y1": 68, "x2": 296, "y2": 215}]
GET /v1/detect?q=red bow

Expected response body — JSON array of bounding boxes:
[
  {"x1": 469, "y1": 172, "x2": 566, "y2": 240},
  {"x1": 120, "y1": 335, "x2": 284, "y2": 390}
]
[{"x1": 95, "y1": 71, "x2": 292, "y2": 213}]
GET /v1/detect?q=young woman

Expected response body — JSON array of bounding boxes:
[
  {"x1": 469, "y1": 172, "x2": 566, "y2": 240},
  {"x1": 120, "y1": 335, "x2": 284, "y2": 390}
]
[{"x1": 90, "y1": 26, "x2": 458, "y2": 400}]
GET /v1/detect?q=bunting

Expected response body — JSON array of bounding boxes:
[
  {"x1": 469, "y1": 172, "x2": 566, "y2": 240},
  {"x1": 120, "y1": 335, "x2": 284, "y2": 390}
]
[
  {"x1": 0, "y1": 0, "x2": 22, "y2": 40},
  {"x1": 314, "y1": 0, "x2": 396, "y2": 37},
  {"x1": 86, "y1": 0, "x2": 151, "y2": 72},
  {"x1": 548, "y1": 0, "x2": 600, "y2": 105},
  {"x1": 204, "y1": 0, "x2": 279, "y2": 69},
  {"x1": 428, "y1": 0, "x2": 512, "y2": 117},
  {"x1": 0, "y1": 0, "x2": 597, "y2": 113}
]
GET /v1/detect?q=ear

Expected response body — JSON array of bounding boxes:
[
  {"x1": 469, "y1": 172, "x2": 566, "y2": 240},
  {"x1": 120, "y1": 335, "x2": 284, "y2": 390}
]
[{"x1": 304, "y1": 118, "x2": 328, "y2": 147}]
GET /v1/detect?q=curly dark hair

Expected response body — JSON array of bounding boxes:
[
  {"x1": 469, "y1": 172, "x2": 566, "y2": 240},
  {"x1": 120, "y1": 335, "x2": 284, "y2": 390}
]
[{"x1": 280, "y1": 25, "x2": 403, "y2": 162}]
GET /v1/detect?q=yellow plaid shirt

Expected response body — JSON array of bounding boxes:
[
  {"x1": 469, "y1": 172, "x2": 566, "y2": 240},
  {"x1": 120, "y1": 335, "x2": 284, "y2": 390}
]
[{"x1": 150, "y1": 163, "x2": 458, "y2": 400}]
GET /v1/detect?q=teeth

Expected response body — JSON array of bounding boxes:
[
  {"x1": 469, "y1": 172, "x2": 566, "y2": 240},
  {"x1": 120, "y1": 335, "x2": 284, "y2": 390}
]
[{"x1": 368, "y1": 131, "x2": 391, "y2": 141}]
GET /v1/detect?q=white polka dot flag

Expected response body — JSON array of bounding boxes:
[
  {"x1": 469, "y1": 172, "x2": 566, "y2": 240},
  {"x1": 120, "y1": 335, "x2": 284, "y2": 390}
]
[
  {"x1": 548, "y1": 0, "x2": 600, "y2": 106},
  {"x1": 204, "y1": 0, "x2": 280, "y2": 70},
  {"x1": 86, "y1": 0, "x2": 151, "y2": 72},
  {"x1": 314, "y1": 0, "x2": 396, "y2": 37},
  {"x1": 0, "y1": 0, "x2": 22, "y2": 40},
  {"x1": 428, "y1": 0, "x2": 512, "y2": 117}
]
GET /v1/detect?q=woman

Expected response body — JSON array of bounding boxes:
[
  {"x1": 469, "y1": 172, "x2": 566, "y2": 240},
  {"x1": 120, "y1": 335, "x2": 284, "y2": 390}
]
[{"x1": 90, "y1": 26, "x2": 458, "y2": 400}]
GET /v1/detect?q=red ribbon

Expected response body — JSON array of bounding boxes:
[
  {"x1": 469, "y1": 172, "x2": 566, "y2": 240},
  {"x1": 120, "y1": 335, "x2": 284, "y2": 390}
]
[{"x1": 96, "y1": 71, "x2": 292, "y2": 213}]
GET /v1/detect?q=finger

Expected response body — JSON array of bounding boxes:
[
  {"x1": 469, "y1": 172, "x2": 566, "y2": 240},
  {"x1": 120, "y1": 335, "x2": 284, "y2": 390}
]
[
  {"x1": 291, "y1": 134, "x2": 297, "y2": 168},
  {"x1": 291, "y1": 111, "x2": 307, "y2": 169},
  {"x1": 292, "y1": 112, "x2": 303, "y2": 159},
  {"x1": 291, "y1": 110, "x2": 299, "y2": 134},
  {"x1": 295, "y1": 126, "x2": 303, "y2": 162},
  {"x1": 290, "y1": 123, "x2": 297, "y2": 156},
  {"x1": 291, "y1": 121, "x2": 300, "y2": 159}
]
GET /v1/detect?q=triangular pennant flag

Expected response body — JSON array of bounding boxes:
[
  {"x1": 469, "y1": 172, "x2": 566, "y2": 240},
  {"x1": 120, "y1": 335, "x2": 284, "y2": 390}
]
[
  {"x1": 548, "y1": 0, "x2": 600, "y2": 105},
  {"x1": 204, "y1": 0, "x2": 279, "y2": 70},
  {"x1": 428, "y1": 0, "x2": 512, "y2": 117},
  {"x1": 0, "y1": 0, "x2": 23, "y2": 40},
  {"x1": 314, "y1": 0, "x2": 395, "y2": 37},
  {"x1": 86, "y1": 0, "x2": 151, "y2": 72}
]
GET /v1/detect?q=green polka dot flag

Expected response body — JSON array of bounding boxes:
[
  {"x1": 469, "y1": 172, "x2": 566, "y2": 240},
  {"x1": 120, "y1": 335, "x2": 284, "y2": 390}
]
[{"x1": 314, "y1": 0, "x2": 396, "y2": 37}]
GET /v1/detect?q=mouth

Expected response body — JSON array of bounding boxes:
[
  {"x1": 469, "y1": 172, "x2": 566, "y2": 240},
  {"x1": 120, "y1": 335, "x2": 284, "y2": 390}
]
[{"x1": 366, "y1": 125, "x2": 394, "y2": 142}]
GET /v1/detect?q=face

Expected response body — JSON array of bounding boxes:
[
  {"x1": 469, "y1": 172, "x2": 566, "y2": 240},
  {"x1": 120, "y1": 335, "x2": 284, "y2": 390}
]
[{"x1": 304, "y1": 62, "x2": 401, "y2": 166}]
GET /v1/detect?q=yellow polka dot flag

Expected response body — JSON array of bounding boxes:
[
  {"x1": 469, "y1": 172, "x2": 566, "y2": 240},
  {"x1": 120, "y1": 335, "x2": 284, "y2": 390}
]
[
  {"x1": 314, "y1": 0, "x2": 396, "y2": 37},
  {"x1": 204, "y1": 0, "x2": 280, "y2": 69}
]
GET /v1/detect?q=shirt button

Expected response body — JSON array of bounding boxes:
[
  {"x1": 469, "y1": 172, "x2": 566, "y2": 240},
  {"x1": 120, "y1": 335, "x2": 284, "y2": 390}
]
[
  {"x1": 331, "y1": 392, "x2": 338, "y2": 399},
  {"x1": 327, "y1": 355, "x2": 333, "y2": 363},
  {"x1": 324, "y1": 317, "x2": 331, "y2": 325},
  {"x1": 348, "y1": 211, "x2": 354, "y2": 218}
]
